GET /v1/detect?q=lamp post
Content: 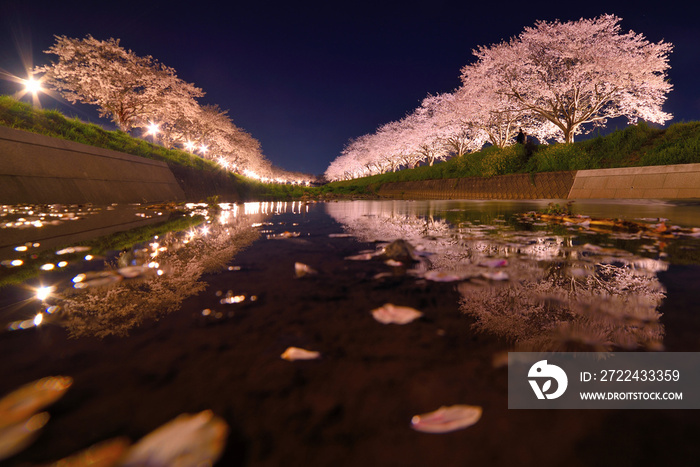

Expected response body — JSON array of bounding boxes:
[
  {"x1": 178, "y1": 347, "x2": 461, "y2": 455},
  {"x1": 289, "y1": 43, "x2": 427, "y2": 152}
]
[
  {"x1": 146, "y1": 122, "x2": 160, "y2": 144},
  {"x1": 21, "y1": 76, "x2": 43, "y2": 107}
]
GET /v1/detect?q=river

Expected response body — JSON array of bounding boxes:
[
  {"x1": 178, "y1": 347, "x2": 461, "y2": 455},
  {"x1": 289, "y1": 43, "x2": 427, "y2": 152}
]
[{"x1": 1, "y1": 199, "x2": 699, "y2": 466}]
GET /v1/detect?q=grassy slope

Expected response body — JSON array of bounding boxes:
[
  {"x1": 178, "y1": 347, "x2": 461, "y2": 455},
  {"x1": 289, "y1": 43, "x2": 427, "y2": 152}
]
[
  {"x1": 322, "y1": 121, "x2": 700, "y2": 196},
  {"x1": 0, "y1": 95, "x2": 309, "y2": 200}
]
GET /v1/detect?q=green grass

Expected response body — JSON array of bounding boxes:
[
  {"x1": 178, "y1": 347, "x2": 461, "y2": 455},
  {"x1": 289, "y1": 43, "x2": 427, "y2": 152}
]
[
  {"x1": 0, "y1": 95, "x2": 219, "y2": 171},
  {"x1": 0, "y1": 95, "x2": 307, "y2": 200},
  {"x1": 323, "y1": 120, "x2": 700, "y2": 195}
]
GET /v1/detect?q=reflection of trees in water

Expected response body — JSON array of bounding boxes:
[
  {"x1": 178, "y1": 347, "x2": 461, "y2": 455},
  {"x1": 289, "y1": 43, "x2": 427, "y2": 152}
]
[
  {"x1": 59, "y1": 207, "x2": 260, "y2": 338},
  {"x1": 459, "y1": 260, "x2": 666, "y2": 352},
  {"x1": 325, "y1": 201, "x2": 667, "y2": 352}
]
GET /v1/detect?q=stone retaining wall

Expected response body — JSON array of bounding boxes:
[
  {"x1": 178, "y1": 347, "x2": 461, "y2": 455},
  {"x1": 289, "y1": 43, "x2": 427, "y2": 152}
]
[{"x1": 0, "y1": 126, "x2": 186, "y2": 204}]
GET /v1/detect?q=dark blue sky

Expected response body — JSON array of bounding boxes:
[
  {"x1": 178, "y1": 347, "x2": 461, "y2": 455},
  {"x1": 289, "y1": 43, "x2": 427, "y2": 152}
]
[{"x1": 1, "y1": 1, "x2": 699, "y2": 176}]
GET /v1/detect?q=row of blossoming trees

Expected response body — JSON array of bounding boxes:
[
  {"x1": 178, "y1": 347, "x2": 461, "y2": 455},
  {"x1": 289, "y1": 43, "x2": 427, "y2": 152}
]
[
  {"x1": 325, "y1": 15, "x2": 673, "y2": 182},
  {"x1": 34, "y1": 35, "x2": 311, "y2": 184}
]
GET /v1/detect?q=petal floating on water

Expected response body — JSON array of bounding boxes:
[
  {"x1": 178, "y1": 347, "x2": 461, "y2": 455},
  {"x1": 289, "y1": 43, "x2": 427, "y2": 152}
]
[
  {"x1": 119, "y1": 410, "x2": 228, "y2": 467},
  {"x1": 0, "y1": 376, "x2": 73, "y2": 430},
  {"x1": 0, "y1": 412, "x2": 50, "y2": 461},
  {"x1": 478, "y1": 258, "x2": 508, "y2": 268},
  {"x1": 281, "y1": 346, "x2": 321, "y2": 361},
  {"x1": 410, "y1": 405, "x2": 482, "y2": 433},
  {"x1": 371, "y1": 303, "x2": 423, "y2": 325},
  {"x1": 47, "y1": 437, "x2": 130, "y2": 467},
  {"x1": 345, "y1": 253, "x2": 373, "y2": 261},
  {"x1": 480, "y1": 271, "x2": 509, "y2": 281},
  {"x1": 423, "y1": 270, "x2": 468, "y2": 282},
  {"x1": 56, "y1": 246, "x2": 91, "y2": 255},
  {"x1": 117, "y1": 265, "x2": 154, "y2": 279},
  {"x1": 294, "y1": 262, "x2": 317, "y2": 278}
]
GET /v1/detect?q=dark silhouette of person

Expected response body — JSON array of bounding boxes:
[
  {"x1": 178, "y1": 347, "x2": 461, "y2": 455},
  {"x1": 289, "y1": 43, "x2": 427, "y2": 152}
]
[{"x1": 516, "y1": 128, "x2": 525, "y2": 145}]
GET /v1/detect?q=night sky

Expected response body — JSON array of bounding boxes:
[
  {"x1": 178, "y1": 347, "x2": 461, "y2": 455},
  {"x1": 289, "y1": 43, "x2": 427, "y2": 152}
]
[{"x1": 1, "y1": 0, "x2": 699, "y2": 176}]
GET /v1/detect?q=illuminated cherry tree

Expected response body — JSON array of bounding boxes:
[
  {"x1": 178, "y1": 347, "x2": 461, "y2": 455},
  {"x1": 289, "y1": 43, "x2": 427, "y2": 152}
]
[
  {"x1": 470, "y1": 15, "x2": 673, "y2": 143},
  {"x1": 36, "y1": 35, "x2": 204, "y2": 132}
]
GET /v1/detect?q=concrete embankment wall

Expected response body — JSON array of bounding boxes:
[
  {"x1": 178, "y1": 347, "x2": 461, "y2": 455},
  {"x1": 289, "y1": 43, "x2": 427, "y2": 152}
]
[
  {"x1": 377, "y1": 171, "x2": 576, "y2": 199},
  {"x1": 568, "y1": 164, "x2": 700, "y2": 199},
  {"x1": 377, "y1": 163, "x2": 700, "y2": 200},
  {"x1": 0, "y1": 126, "x2": 187, "y2": 204}
]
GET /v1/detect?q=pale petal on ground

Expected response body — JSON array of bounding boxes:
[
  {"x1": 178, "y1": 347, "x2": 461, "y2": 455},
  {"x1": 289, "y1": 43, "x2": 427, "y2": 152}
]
[
  {"x1": 480, "y1": 271, "x2": 509, "y2": 281},
  {"x1": 423, "y1": 270, "x2": 468, "y2": 282},
  {"x1": 371, "y1": 303, "x2": 423, "y2": 324},
  {"x1": 294, "y1": 262, "x2": 318, "y2": 278},
  {"x1": 117, "y1": 266, "x2": 155, "y2": 279},
  {"x1": 478, "y1": 258, "x2": 508, "y2": 268},
  {"x1": 47, "y1": 437, "x2": 130, "y2": 467},
  {"x1": 345, "y1": 253, "x2": 373, "y2": 261},
  {"x1": 0, "y1": 376, "x2": 73, "y2": 430},
  {"x1": 410, "y1": 405, "x2": 482, "y2": 433},
  {"x1": 281, "y1": 346, "x2": 321, "y2": 361},
  {"x1": 119, "y1": 410, "x2": 228, "y2": 467},
  {"x1": 0, "y1": 412, "x2": 50, "y2": 461}
]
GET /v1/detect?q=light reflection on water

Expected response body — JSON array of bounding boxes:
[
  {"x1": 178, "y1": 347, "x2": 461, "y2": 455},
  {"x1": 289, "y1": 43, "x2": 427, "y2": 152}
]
[
  {"x1": 1, "y1": 199, "x2": 700, "y2": 464},
  {"x1": 325, "y1": 199, "x2": 700, "y2": 353},
  {"x1": 1, "y1": 199, "x2": 699, "y2": 349},
  {"x1": 0, "y1": 202, "x2": 308, "y2": 338}
]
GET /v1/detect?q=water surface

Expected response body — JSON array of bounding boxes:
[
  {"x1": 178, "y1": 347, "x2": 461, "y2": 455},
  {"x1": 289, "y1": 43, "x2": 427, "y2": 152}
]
[{"x1": 1, "y1": 199, "x2": 699, "y2": 466}]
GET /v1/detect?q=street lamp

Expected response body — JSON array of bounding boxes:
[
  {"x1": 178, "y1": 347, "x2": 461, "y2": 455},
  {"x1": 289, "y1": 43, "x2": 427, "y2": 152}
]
[
  {"x1": 23, "y1": 77, "x2": 42, "y2": 95},
  {"x1": 145, "y1": 122, "x2": 160, "y2": 144},
  {"x1": 19, "y1": 75, "x2": 44, "y2": 107}
]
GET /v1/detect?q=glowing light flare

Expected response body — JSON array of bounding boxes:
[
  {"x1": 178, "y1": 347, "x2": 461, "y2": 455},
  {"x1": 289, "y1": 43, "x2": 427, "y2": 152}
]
[
  {"x1": 35, "y1": 286, "x2": 55, "y2": 301},
  {"x1": 184, "y1": 141, "x2": 196, "y2": 152},
  {"x1": 199, "y1": 144, "x2": 209, "y2": 155},
  {"x1": 23, "y1": 77, "x2": 43, "y2": 95},
  {"x1": 146, "y1": 122, "x2": 160, "y2": 136}
]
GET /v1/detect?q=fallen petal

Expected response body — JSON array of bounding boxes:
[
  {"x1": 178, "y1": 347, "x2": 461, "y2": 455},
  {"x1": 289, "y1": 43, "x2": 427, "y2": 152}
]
[
  {"x1": 345, "y1": 253, "x2": 373, "y2": 261},
  {"x1": 411, "y1": 405, "x2": 482, "y2": 433},
  {"x1": 281, "y1": 346, "x2": 321, "y2": 361},
  {"x1": 0, "y1": 376, "x2": 73, "y2": 430},
  {"x1": 56, "y1": 246, "x2": 91, "y2": 255},
  {"x1": 117, "y1": 265, "x2": 154, "y2": 279},
  {"x1": 371, "y1": 303, "x2": 423, "y2": 325},
  {"x1": 47, "y1": 437, "x2": 130, "y2": 467},
  {"x1": 478, "y1": 258, "x2": 508, "y2": 268},
  {"x1": 119, "y1": 410, "x2": 228, "y2": 467},
  {"x1": 0, "y1": 412, "x2": 50, "y2": 461},
  {"x1": 423, "y1": 270, "x2": 468, "y2": 282},
  {"x1": 480, "y1": 271, "x2": 509, "y2": 281},
  {"x1": 294, "y1": 262, "x2": 317, "y2": 278}
]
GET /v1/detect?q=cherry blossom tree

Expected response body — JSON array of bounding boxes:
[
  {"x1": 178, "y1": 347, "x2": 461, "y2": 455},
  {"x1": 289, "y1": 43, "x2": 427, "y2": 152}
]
[
  {"x1": 36, "y1": 35, "x2": 204, "y2": 132},
  {"x1": 470, "y1": 15, "x2": 673, "y2": 143}
]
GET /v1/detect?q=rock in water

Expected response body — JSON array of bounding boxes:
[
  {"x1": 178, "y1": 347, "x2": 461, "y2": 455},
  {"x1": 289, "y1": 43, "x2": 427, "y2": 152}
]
[{"x1": 380, "y1": 239, "x2": 418, "y2": 263}]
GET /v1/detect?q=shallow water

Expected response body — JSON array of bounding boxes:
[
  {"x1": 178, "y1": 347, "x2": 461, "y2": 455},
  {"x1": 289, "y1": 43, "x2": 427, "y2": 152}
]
[{"x1": 1, "y1": 199, "x2": 700, "y2": 466}]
